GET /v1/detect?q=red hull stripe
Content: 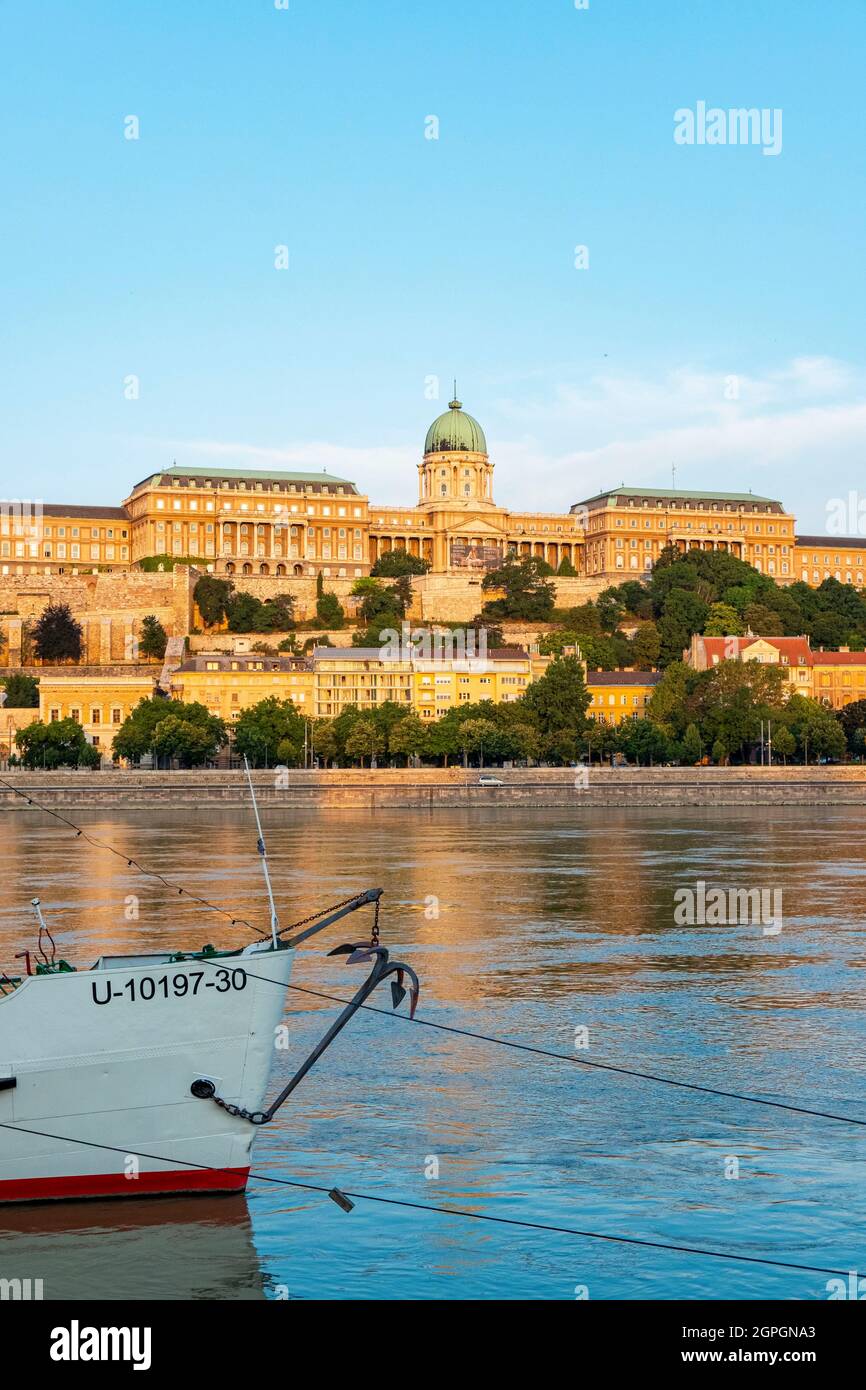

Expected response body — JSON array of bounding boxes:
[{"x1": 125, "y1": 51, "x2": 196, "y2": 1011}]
[{"x1": 0, "y1": 1167, "x2": 250, "y2": 1203}]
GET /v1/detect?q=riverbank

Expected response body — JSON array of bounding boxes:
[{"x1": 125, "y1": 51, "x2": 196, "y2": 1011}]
[{"x1": 2, "y1": 765, "x2": 866, "y2": 808}]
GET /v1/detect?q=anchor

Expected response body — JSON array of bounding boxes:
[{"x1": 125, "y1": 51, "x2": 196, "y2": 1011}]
[{"x1": 196, "y1": 927, "x2": 420, "y2": 1126}]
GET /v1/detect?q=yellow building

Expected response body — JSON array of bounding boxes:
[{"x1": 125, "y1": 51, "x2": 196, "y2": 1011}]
[
  {"x1": 313, "y1": 645, "x2": 548, "y2": 720},
  {"x1": 687, "y1": 632, "x2": 866, "y2": 711},
  {"x1": 38, "y1": 670, "x2": 158, "y2": 756},
  {"x1": 169, "y1": 645, "x2": 550, "y2": 723},
  {"x1": 5, "y1": 391, "x2": 846, "y2": 590},
  {"x1": 1, "y1": 504, "x2": 131, "y2": 577},
  {"x1": 793, "y1": 535, "x2": 866, "y2": 587},
  {"x1": 578, "y1": 487, "x2": 797, "y2": 581},
  {"x1": 586, "y1": 671, "x2": 663, "y2": 725},
  {"x1": 687, "y1": 634, "x2": 813, "y2": 696},
  {"x1": 810, "y1": 651, "x2": 866, "y2": 710},
  {"x1": 123, "y1": 468, "x2": 370, "y2": 579},
  {"x1": 170, "y1": 654, "x2": 315, "y2": 722},
  {"x1": 0, "y1": 706, "x2": 40, "y2": 764},
  {"x1": 367, "y1": 393, "x2": 583, "y2": 574}
]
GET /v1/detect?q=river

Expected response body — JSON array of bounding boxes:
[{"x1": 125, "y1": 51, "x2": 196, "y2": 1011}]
[{"x1": 0, "y1": 806, "x2": 863, "y2": 1300}]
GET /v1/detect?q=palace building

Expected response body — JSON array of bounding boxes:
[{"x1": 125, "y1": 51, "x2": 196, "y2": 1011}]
[{"x1": 2, "y1": 394, "x2": 859, "y2": 588}]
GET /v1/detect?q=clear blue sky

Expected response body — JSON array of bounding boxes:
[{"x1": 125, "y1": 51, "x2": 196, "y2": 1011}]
[{"x1": 1, "y1": 0, "x2": 865, "y2": 528}]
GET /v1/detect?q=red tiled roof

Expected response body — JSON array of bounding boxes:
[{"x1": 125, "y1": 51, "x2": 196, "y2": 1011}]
[
  {"x1": 812, "y1": 650, "x2": 866, "y2": 665},
  {"x1": 700, "y1": 636, "x2": 812, "y2": 665}
]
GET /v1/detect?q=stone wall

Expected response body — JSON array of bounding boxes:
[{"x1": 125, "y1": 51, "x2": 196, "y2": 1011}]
[
  {"x1": 0, "y1": 568, "x2": 193, "y2": 666},
  {"x1": 2, "y1": 765, "x2": 865, "y2": 810}
]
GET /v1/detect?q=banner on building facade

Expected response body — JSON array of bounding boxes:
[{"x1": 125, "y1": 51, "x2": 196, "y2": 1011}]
[{"x1": 449, "y1": 539, "x2": 504, "y2": 571}]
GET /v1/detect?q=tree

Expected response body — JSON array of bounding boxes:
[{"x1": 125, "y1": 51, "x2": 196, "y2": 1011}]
[
  {"x1": 742, "y1": 603, "x2": 784, "y2": 636},
  {"x1": 139, "y1": 615, "x2": 168, "y2": 660},
  {"x1": 15, "y1": 718, "x2": 100, "y2": 769},
  {"x1": 371, "y1": 550, "x2": 430, "y2": 577},
  {"x1": 316, "y1": 590, "x2": 345, "y2": 629},
  {"x1": 344, "y1": 717, "x2": 384, "y2": 766},
  {"x1": 481, "y1": 556, "x2": 556, "y2": 622},
  {"x1": 631, "y1": 621, "x2": 661, "y2": 668},
  {"x1": 112, "y1": 696, "x2": 226, "y2": 765},
  {"x1": 682, "y1": 723, "x2": 703, "y2": 764},
  {"x1": 388, "y1": 714, "x2": 428, "y2": 764},
  {"x1": 522, "y1": 654, "x2": 590, "y2": 741},
  {"x1": 617, "y1": 718, "x2": 673, "y2": 766},
  {"x1": 32, "y1": 603, "x2": 83, "y2": 663},
  {"x1": 711, "y1": 738, "x2": 728, "y2": 765},
  {"x1": 785, "y1": 695, "x2": 846, "y2": 762},
  {"x1": 838, "y1": 698, "x2": 866, "y2": 749},
  {"x1": 150, "y1": 716, "x2": 220, "y2": 768},
  {"x1": 772, "y1": 726, "x2": 796, "y2": 763},
  {"x1": 1, "y1": 674, "x2": 39, "y2": 707},
  {"x1": 556, "y1": 555, "x2": 577, "y2": 576},
  {"x1": 656, "y1": 589, "x2": 709, "y2": 665},
  {"x1": 646, "y1": 661, "x2": 696, "y2": 739},
  {"x1": 311, "y1": 720, "x2": 338, "y2": 766},
  {"x1": 704, "y1": 603, "x2": 744, "y2": 637},
  {"x1": 194, "y1": 575, "x2": 233, "y2": 628},
  {"x1": 457, "y1": 717, "x2": 500, "y2": 765},
  {"x1": 233, "y1": 697, "x2": 306, "y2": 768}
]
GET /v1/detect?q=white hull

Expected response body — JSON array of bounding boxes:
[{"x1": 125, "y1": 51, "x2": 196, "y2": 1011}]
[{"x1": 0, "y1": 942, "x2": 293, "y2": 1202}]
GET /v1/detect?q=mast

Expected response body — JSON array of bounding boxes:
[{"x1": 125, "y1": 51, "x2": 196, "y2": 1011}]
[{"x1": 243, "y1": 755, "x2": 279, "y2": 949}]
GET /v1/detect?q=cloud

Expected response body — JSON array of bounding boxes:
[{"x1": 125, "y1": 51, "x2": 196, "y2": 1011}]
[{"x1": 156, "y1": 357, "x2": 866, "y2": 526}]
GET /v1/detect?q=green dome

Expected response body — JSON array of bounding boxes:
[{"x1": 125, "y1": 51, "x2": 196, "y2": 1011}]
[{"x1": 424, "y1": 395, "x2": 487, "y2": 455}]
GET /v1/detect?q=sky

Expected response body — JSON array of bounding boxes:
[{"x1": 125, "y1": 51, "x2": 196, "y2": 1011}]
[{"x1": 1, "y1": 0, "x2": 865, "y2": 531}]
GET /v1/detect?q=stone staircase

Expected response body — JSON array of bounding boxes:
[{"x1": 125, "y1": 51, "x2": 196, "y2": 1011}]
[{"x1": 159, "y1": 636, "x2": 187, "y2": 692}]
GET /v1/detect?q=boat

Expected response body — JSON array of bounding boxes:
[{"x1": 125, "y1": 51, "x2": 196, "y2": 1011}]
[{"x1": 0, "y1": 763, "x2": 419, "y2": 1205}]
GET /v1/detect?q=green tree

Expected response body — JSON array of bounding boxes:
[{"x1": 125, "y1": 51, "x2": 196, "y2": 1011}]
[
  {"x1": 344, "y1": 717, "x2": 384, "y2": 766},
  {"x1": 682, "y1": 722, "x2": 703, "y2": 764},
  {"x1": 522, "y1": 654, "x2": 590, "y2": 740},
  {"x1": 772, "y1": 725, "x2": 796, "y2": 763},
  {"x1": 481, "y1": 556, "x2": 555, "y2": 622},
  {"x1": 457, "y1": 717, "x2": 500, "y2": 765},
  {"x1": 388, "y1": 714, "x2": 428, "y2": 764},
  {"x1": 150, "y1": 716, "x2": 221, "y2": 768},
  {"x1": 15, "y1": 718, "x2": 100, "y2": 769},
  {"x1": 631, "y1": 621, "x2": 661, "y2": 668},
  {"x1": 194, "y1": 575, "x2": 233, "y2": 628},
  {"x1": 139, "y1": 615, "x2": 168, "y2": 660},
  {"x1": 311, "y1": 719, "x2": 338, "y2": 766},
  {"x1": 32, "y1": 603, "x2": 83, "y2": 663},
  {"x1": 617, "y1": 718, "x2": 673, "y2": 766},
  {"x1": 112, "y1": 696, "x2": 225, "y2": 765},
  {"x1": 556, "y1": 555, "x2": 577, "y2": 576},
  {"x1": 370, "y1": 550, "x2": 430, "y2": 577},
  {"x1": 316, "y1": 590, "x2": 345, "y2": 628},
  {"x1": 742, "y1": 602, "x2": 785, "y2": 636},
  {"x1": 233, "y1": 697, "x2": 306, "y2": 768},
  {"x1": 786, "y1": 695, "x2": 847, "y2": 762},
  {"x1": 1, "y1": 674, "x2": 39, "y2": 707},
  {"x1": 704, "y1": 602, "x2": 744, "y2": 637}
]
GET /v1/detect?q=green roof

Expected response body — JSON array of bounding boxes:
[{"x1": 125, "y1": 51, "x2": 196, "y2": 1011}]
[
  {"x1": 424, "y1": 397, "x2": 487, "y2": 455},
  {"x1": 575, "y1": 486, "x2": 784, "y2": 509},
  {"x1": 132, "y1": 464, "x2": 359, "y2": 492}
]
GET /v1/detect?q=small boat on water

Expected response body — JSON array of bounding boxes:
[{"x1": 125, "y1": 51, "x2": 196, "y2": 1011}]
[{"x1": 0, "y1": 765, "x2": 419, "y2": 1205}]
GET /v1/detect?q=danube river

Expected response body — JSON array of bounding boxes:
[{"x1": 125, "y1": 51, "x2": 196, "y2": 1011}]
[{"x1": 1, "y1": 806, "x2": 864, "y2": 1301}]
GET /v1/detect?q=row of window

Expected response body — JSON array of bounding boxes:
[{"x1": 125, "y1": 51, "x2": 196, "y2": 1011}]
[
  {"x1": 48, "y1": 707, "x2": 124, "y2": 724},
  {"x1": 153, "y1": 497, "x2": 364, "y2": 519}
]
